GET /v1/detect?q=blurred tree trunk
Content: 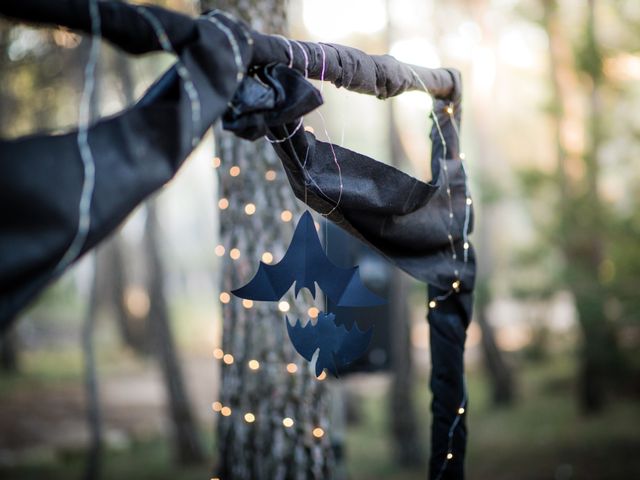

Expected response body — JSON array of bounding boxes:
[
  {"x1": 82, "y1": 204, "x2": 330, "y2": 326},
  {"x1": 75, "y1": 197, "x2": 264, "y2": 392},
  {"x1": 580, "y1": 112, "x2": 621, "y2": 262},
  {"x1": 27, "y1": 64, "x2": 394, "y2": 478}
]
[
  {"x1": 143, "y1": 199, "x2": 204, "y2": 464},
  {"x1": 475, "y1": 286, "x2": 514, "y2": 405},
  {"x1": 0, "y1": 22, "x2": 20, "y2": 374},
  {"x1": 0, "y1": 330, "x2": 19, "y2": 373},
  {"x1": 83, "y1": 254, "x2": 102, "y2": 480},
  {"x1": 95, "y1": 235, "x2": 150, "y2": 354},
  {"x1": 204, "y1": 1, "x2": 334, "y2": 478},
  {"x1": 543, "y1": 0, "x2": 623, "y2": 412},
  {"x1": 93, "y1": 51, "x2": 151, "y2": 355},
  {"x1": 465, "y1": 0, "x2": 516, "y2": 407},
  {"x1": 388, "y1": 105, "x2": 424, "y2": 466}
]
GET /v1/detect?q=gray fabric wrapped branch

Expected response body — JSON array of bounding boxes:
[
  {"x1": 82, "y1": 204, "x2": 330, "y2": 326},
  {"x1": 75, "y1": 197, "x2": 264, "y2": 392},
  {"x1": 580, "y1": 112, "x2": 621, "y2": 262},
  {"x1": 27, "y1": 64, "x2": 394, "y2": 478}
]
[{"x1": 0, "y1": 0, "x2": 460, "y2": 101}]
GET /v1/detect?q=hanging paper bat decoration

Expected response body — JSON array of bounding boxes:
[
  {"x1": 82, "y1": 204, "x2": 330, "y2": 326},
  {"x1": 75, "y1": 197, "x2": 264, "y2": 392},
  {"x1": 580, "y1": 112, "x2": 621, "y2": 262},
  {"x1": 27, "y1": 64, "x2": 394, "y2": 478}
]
[
  {"x1": 232, "y1": 210, "x2": 385, "y2": 307},
  {"x1": 287, "y1": 312, "x2": 373, "y2": 377}
]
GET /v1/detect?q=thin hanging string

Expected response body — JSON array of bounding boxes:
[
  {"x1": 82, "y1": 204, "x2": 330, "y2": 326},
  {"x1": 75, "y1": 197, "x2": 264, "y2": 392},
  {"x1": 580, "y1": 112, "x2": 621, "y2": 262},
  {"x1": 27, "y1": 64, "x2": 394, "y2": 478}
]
[
  {"x1": 434, "y1": 376, "x2": 468, "y2": 480},
  {"x1": 409, "y1": 67, "x2": 473, "y2": 284},
  {"x1": 293, "y1": 42, "x2": 343, "y2": 218},
  {"x1": 409, "y1": 66, "x2": 473, "y2": 478},
  {"x1": 265, "y1": 118, "x2": 304, "y2": 143},
  {"x1": 274, "y1": 34, "x2": 294, "y2": 68},
  {"x1": 136, "y1": 6, "x2": 201, "y2": 148},
  {"x1": 318, "y1": 43, "x2": 327, "y2": 94},
  {"x1": 53, "y1": 0, "x2": 101, "y2": 275},
  {"x1": 291, "y1": 40, "x2": 309, "y2": 77}
]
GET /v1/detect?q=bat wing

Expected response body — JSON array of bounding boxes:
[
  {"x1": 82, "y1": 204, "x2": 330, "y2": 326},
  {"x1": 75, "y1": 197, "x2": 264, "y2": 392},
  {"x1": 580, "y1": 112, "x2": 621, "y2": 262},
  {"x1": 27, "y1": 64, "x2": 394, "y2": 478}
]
[
  {"x1": 233, "y1": 210, "x2": 385, "y2": 307},
  {"x1": 286, "y1": 312, "x2": 373, "y2": 378},
  {"x1": 333, "y1": 320, "x2": 374, "y2": 368},
  {"x1": 231, "y1": 261, "x2": 292, "y2": 301},
  {"x1": 319, "y1": 266, "x2": 386, "y2": 307}
]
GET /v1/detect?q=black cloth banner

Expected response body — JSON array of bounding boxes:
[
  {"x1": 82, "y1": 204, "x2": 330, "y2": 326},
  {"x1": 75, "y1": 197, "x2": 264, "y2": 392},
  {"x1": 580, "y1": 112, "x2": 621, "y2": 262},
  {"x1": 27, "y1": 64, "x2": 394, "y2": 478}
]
[
  {"x1": 0, "y1": 2, "x2": 474, "y2": 478},
  {"x1": 0, "y1": 6, "x2": 253, "y2": 324}
]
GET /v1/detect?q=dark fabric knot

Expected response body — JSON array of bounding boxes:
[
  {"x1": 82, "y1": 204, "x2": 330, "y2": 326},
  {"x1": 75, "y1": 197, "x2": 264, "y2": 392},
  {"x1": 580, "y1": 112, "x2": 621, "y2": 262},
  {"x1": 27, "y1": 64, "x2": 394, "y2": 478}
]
[{"x1": 222, "y1": 63, "x2": 323, "y2": 140}]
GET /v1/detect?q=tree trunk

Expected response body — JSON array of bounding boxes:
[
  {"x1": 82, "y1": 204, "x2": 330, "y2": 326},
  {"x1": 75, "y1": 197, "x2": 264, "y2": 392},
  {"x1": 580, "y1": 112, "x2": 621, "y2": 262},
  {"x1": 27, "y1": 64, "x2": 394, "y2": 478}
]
[
  {"x1": 204, "y1": 1, "x2": 334, "y2": 478},
  {"x1": 388, "y1": 103, "x2": 424, "y2": 466},
  {"x1": 83, "y1": 254, "x2": 103, "y2": 480},
  {"x1": 95, "y1": 234, "x2": 151, "y2": 354},
  {"x1": 543, "y1": 0, "x2": 623, "y2": 412},
  {"x1": 465, "y1": 0, "x2": 516, "y2": 408},
  {"x1": 94, "y1": 51, "x2": 150, "y2": 355},
  {"x1": 144, "y1": 199, "x2": 205, "y2": 464},
  {"x1": 475, "y1": 291, "x2": 514, "y2": 405}
]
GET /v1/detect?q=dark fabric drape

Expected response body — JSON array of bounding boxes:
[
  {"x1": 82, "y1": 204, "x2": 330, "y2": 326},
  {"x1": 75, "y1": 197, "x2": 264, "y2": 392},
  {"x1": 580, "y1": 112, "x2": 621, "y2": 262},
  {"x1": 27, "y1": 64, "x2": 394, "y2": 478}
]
[
  {"x1": 0, "y1": 7, "x2": 253, "y2": 327},
  {"x1": 231, "y1": 68, "x2": 474, "y2": 479},
  {"x1": 1, "y1": 2, "x2": 474, "y2": 477}
]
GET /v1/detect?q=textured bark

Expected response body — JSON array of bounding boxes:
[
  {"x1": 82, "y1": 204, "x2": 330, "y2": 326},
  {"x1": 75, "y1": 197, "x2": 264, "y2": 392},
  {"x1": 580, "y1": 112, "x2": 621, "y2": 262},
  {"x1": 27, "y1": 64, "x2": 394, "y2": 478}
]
[
  {"x1": 205, "y1": 1, "x2": 334, "y2": 478},
  {"x1": 144, "y1": 200, "x2": 205, "y2": 464}
]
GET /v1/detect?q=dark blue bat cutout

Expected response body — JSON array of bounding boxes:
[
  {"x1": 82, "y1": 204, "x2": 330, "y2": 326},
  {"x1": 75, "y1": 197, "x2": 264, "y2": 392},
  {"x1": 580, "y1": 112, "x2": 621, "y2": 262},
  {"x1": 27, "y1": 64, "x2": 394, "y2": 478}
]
[
  {"x1": 286, "y1": 312, "x2": 373, "y2": 377},
  {"x1": 232, "y1": 211, "x2": 385, "y2": 307}
]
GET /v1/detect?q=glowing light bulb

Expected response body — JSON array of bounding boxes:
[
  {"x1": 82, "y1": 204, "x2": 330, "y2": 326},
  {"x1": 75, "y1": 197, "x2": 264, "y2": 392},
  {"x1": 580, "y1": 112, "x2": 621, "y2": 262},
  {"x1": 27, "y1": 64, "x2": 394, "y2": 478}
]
[
  {"x1": 286, "y1": 363, "x2": 298, "y2": 374},
  {"x1": 221, "y1": 406, "x2": 232, "y2": 417},
  {"x1": 219, "y1": 292, "x2": 231, "y2": 304},
  {"x1": 229, "y1": 166, "x2": 241, "y2": 177},
  {"x1": 213, "y1": 348, "x2": 224, "y2": 359},
  {"x1": 278, "y1": 301, "x2": 290, "y2": 313},
  {"x1": 458, "y1": 407, "x2": 465, "y2": 415},
  {"x1": 242, "y1": 299, "x2": 254, "y2": 309},
  {"x1": 312, "y1": 427, "x2": 324, "y2": 438},
  {"x1": 447, "y1": 452, "x2": 454, "y2": 460},
  {"x1": 262, "y1": 252, "x2": 273, "y2": 263},
  {"x1": 446, "y1": 105, "x2": 454, "y2": 115},
  {"x1": 463, "y1": 242, "x2": 470, "y2": 250},
  {"x1": 214, "y1": 245, "x2": 225, "y2": 256},
  {"x1": 282, "y1": 417, "x2": 294, "y2": 428},
  {"x1": 459, "y1": 152, "x2": 466, "y2": 160},
  {"x1": 265, "y1": 170, "x2": 277, "y2": 181},
  {"x1": 317, "y1": 371, "x2": 327, "y2": 381},
  {"x1": 428, "y1": 300, "x2": 437, "y2": 309},
  {"x1": 244, "y1": 413, "x2": 255, "y2": 423},
  {"x1": 308, "y1": 307, "x2": 319, "y2": 318},
  {"x1": 248, "y1": 359, "x2": 260, "y2": 370},
  {"x1": 223, "y1": 354, "x2": 234, "y2": 365},
  {"x1": 230, "y1": 248, "x2": 241, "y2": 260},
  {"x1": 212, "y1": 401, "x2": 223, "y2": 412},
  {"x1": 280, "y1": 210, "x2": 293, "y2": 222},
  {"x1": 466, "y1": 198, "x2": 473, "y2": 206},
  {"x1": 212, "y1": 157, "x2": 221, "y2": 168},
  {"x1": 218, "y1": 198, "x2": 229, "y2": 210},
  {"x1": 452, "y1": 280, "x2": 461, "y2": 291},
  {"x1": 244, "y1": 203, "x2": 256, "y2": 215}
]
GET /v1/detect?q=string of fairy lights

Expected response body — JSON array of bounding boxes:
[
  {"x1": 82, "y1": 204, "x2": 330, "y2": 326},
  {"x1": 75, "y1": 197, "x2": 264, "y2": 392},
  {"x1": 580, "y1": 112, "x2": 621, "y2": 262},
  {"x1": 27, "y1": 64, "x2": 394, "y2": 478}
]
[
  {"x1": 137, "y1": 6, "x2": 471, "y2": 474},
  {"x1": 411, "y1": 69, "x2": 473, "y2": 479},
  {"x1": 211, "y1": 146, "x2": 330, "y2": 441},
  {"x1": 209, "y1": 30, "x2": 473, "y2": 476},
  {"x1": 51, "y1": 1, "x2": 471, "y2": 477}
]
